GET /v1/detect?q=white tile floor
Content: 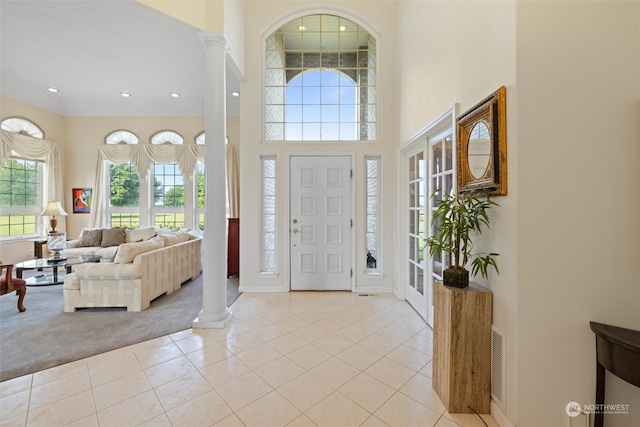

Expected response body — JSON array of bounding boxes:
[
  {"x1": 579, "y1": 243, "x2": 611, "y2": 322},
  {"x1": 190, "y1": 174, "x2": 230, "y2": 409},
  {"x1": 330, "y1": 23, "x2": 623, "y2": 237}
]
[{"x1": 0, "y1": 291, "x2": 499, "y2": 427}]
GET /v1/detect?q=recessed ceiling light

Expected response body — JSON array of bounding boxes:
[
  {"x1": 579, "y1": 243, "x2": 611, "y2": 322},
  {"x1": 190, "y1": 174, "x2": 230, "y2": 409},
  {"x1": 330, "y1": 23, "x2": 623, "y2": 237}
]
[
  {"x1": 339, "y1": 25, "x2": 347, "y2": 31},
  {"x1": 231, "y1": 91, "x2": 240, "y2": 97},
  {"x1": 46, "y1": 87, "x2": 59, "y2": 93},
  {"x1": 298, "y1": 25, "x2": 305, "y2": 31},
  {"x1": 170, "y1": 92, "x2": 180, "y2": 98},
  {"x1": 120, "y1": 92, "x2": 131, "y2": 98}
]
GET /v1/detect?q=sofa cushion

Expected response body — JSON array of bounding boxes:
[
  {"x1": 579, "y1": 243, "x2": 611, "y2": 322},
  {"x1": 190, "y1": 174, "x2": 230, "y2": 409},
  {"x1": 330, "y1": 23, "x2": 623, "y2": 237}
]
[
  {"x1": 114, "y1": 236, "x2": 164, "y2": 264},
  {"x1": 74, "y1": 263, "x2": 142, "y2": 280},
  {"x1": 95, "y1": 246, "x2": 119, "y2": 260},
  {"x1": 78, "y1": 229, "x2": 103, "y2": 247},
  {"x1": 63, "y1": 273, "x2": 80, "y2": 290},
  {"x1": 64, "y1": 247, "x2": 99, "y2": 257},
  {"x1": 125, "y1": 227, "x2": 157, "y2": 243},
  {"x1": 101, "y1": 227, "x2": 126, "y2": 247},
  {"x1": 158, "y1": 230, "x2": 190, "y2": 246},
  {"x1": 187, "y1": 230, "x2": 201, "y2": 240}
]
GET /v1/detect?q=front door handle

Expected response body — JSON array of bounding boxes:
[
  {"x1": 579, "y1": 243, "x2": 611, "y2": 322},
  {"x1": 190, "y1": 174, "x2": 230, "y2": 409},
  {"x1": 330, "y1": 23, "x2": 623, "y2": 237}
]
[{"x1": 292, "y1": 228, "x2": 299, "y2": 233}]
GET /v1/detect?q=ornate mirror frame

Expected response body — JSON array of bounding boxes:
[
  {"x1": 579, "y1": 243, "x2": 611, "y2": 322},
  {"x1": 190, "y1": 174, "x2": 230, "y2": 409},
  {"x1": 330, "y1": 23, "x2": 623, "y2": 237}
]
[{"x1": 457, "y1": 86, "x2": 507, "y2": 196}]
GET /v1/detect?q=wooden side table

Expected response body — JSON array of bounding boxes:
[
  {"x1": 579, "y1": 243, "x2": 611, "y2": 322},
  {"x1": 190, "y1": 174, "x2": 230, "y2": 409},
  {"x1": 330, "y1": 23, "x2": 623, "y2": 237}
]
[
  {"x1": 31, "y1": 238, "x2": 48, "y2": 258},
  {"x1": 433, "y1": 281, "x2": 492, "y2": 413},
  {"x1": 590, "y1": 322, "x2": 640, "y2": 427}
]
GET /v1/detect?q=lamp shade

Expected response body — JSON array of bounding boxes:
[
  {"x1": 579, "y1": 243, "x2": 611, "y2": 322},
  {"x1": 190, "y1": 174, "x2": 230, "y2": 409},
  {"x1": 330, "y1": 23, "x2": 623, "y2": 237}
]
[{"x1": 40, "y1": 201, "x2": 68, "y2": 217}]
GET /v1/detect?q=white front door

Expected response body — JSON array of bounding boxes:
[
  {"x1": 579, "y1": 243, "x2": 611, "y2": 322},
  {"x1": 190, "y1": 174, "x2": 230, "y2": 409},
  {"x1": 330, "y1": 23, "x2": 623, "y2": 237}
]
[{"x1": 290, "y1": 155, "x2": 352, "y2": 291}]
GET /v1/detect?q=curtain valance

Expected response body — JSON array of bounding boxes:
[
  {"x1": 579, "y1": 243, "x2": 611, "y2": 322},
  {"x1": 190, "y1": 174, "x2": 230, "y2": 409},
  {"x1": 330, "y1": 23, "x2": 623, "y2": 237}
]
[
  {"x1": 90, "y1": 143, "x2": 239, "y2": 227},
  {"x1": 97, "y1": 144, "x2": 205, "y2": 183}
]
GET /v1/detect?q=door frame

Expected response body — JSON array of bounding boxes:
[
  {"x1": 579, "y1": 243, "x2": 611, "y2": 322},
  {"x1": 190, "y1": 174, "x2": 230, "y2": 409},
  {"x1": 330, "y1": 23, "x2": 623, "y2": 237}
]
[
  {"x1": 286, "y1": 152, "x2": 356, "y2": 292},
  {"x1": 398, "y1": 106, "x2": 457, "y2": 324}
]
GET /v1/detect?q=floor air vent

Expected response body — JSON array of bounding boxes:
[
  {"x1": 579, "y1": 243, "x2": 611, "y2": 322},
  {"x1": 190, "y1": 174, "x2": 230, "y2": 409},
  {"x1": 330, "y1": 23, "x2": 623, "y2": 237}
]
[
  {"x1": 491, "y1": 326, "x2": 506, "y2": 409},
  {"x1": 358, "y1": 293, "x2": 378, "y2": 297}
]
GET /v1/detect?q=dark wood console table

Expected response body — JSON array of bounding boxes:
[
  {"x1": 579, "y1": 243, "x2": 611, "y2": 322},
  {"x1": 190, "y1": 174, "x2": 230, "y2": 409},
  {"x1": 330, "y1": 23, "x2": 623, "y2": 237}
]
[
  {"x1": 589, "y1": 321, "x2": 640, "y2": 427},
  {"x1": 227, "y1": 218, "x2": 239, "y2": 277}
]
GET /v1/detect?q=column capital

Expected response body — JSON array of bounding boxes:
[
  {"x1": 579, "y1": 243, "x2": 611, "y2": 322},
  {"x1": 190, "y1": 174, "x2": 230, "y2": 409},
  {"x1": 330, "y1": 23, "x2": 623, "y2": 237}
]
[{"x1": 198, "y1": 31, "x2": 228, "y2": 51}]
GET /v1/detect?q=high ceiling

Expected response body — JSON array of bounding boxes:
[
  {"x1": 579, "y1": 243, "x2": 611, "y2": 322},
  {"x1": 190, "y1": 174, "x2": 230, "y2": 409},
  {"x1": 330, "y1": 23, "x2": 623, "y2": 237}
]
[{"x1": 0, "y1": 0, "x2": 240, "y2": 117}]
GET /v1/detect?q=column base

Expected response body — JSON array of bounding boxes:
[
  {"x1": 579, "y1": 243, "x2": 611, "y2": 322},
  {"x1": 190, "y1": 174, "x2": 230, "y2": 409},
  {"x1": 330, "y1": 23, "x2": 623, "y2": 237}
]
[{"x1": 192, "y1": 308, "x2": 233, "y2": 329}]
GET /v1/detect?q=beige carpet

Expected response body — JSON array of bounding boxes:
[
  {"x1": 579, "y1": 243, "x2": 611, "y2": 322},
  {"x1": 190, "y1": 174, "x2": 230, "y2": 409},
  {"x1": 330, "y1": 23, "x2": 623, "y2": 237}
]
[{"x1": 0, "y1": 274, "x2": 240, "y2": 382}]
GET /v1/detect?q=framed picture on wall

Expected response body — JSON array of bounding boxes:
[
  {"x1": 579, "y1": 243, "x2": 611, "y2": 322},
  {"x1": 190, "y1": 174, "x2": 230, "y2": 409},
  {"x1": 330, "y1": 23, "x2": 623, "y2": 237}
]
[{"x1": 72, "y1": 188, "x2": 92, "y2": 214}]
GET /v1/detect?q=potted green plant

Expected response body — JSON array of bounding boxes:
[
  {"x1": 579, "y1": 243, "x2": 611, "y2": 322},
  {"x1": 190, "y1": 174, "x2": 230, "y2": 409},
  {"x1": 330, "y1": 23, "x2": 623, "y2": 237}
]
[{"x1": 424, "y1": 190, "x2": 499, "y2": 288}]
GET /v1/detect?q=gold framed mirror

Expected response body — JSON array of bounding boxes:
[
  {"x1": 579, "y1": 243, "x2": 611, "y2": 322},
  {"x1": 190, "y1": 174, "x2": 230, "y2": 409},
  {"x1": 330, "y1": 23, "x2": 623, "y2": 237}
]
[{"x1": 457, "y1": 86, "x2": 507, "y2": 196}]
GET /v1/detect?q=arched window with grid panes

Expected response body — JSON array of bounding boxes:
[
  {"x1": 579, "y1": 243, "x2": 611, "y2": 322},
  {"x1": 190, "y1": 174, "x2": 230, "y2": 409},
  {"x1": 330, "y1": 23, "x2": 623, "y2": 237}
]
[
  {"x1": 264, "y1": 14, "x2": 377, "y2": 141},
  {"x1": 105, "y1": 130, "x2": 140, "y2": 228},
  {"x1": 0, "y1": 117, "x2": 45, "y2": 238},
  {"x1": 151, "y1": 130, "x2": 185, "y2": 228}
]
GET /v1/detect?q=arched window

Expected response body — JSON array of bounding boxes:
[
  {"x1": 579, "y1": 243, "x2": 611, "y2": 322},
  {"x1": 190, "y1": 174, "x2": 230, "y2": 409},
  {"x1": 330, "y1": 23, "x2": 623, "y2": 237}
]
[
  {"x1": 105, "y1": 130, "x2": 140, "y2": 228},
  {"x1": 105, "y1": 130, "x2": 139, "y2": 145},
  {"x1": 1, "y1": 117, "x2": 45, "y2": 138},
  {"x1": 151, "y1": 130, "x2": 183, "y2": 145},
  {"x1": 265, "y1": 14, "x2": 377, "y2": 141},
  {"x1": 0, "y1": 117, "x2": 44, "y2": 238}
]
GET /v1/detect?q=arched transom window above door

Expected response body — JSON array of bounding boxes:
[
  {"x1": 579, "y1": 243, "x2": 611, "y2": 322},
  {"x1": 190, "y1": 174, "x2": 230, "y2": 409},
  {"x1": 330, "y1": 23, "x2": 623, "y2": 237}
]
[{"x1": 264, "y1": 14, "x2": 377, "y2": 142}]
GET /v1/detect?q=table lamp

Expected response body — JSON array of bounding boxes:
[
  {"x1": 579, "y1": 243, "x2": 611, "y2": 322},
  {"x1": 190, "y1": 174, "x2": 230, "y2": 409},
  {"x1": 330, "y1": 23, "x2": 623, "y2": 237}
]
[{"x1": 40, "y1": 201, "x2": 68, "y2": 262}]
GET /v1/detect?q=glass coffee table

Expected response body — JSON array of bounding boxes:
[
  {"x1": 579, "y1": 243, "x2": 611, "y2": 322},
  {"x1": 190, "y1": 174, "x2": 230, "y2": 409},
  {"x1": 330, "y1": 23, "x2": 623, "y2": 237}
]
[{"x1": 16, "y1": 255, "x2": 102, "y2": 286}]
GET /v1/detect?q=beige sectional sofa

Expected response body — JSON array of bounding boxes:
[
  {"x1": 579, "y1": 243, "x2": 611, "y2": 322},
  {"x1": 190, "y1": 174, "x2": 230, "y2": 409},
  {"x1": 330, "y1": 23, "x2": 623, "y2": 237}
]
[{"x1": 62, "y1": 227, "x2": 202, "y2": 312}]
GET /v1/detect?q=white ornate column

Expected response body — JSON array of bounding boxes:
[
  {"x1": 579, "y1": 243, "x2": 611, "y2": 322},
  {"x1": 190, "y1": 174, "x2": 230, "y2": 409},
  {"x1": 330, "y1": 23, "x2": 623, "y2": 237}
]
[{"x1": 193, "y1": 32, "x2": 232, "y2": 328}]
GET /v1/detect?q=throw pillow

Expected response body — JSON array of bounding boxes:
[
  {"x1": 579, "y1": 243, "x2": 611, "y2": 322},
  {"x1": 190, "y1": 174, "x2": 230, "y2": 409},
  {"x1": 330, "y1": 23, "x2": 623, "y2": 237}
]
[
  {"x1": 187, "y1": 230, "x2": 201, "y2": 240},
  {"x1": 78, "y1": 229, "x2": 103, "y2": 247},
  {"x1": 125, "y1": 227, "x2": 157, "y2": 243},
  {"x1": 158, "y1": 230, "x2": 190, "y2": 246},
  {"x1": 113, "y1": 236, "x2": 164, "y2": 264},
  {"x1": 100, "y1": 228, "x2": 126, "y2": 247}
]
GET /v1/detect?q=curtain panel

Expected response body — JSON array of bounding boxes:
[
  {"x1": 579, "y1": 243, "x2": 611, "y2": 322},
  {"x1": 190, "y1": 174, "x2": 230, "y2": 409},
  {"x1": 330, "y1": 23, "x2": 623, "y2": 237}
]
[
  {"x1": 90, "y1": 144, "x2": 239, "y2": 228},
  {"x1": 0, "y1": 130, "x2": 66, "y2": 232}
]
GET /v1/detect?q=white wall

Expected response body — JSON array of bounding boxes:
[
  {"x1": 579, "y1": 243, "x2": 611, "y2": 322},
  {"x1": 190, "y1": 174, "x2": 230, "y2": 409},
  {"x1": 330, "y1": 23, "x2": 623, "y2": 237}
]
[
  {"x1": 397, "y1": 1, "x2": 640, "y2": 426},
  {"x1": 515, "y1": 1, "x2": 640, "y2": 426},
  {"x1": 224, "y1": 0, "x2": 246, "y2": 77},
  {"x1": 396, "y1": 0, "x2": 518, "y2": 420},
  {"x1": 136, "y1": 0, "x2": 224, "y2": 31},
  {"x1": 238, "y1": 1, "x2": 399, "y2": 293}
]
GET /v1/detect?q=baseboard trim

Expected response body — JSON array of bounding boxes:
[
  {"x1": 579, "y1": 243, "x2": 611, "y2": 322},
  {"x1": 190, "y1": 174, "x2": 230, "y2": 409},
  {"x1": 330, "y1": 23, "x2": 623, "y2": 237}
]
[
  {"x1": 491, "y1": 400, "x2": 515, "y2": 427},
  {"x1": 353, "y1": 287, "x2": 394, "y2": 294},
  {"x1": 238, "y1": 285, "x2": 289, "y2": 293}
]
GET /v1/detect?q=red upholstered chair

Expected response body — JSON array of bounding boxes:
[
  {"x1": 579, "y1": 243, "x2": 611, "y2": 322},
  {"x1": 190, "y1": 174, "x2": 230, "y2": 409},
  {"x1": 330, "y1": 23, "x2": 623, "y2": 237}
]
[{"x1": 0, "y1": 262, "x2": 26, "y2": 312}]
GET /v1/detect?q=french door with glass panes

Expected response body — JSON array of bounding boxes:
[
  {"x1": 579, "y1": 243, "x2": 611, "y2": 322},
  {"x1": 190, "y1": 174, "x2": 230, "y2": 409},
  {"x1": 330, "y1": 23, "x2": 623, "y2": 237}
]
[
  {"x1": 426, "y1": 136, "x2": 455, "y2": 326},
  {"x1": 406, "y1": 149, "x2": 427, "y2": 319},
  {"x1": 406, "y1": 136, "x2": 455, "y2": 326}
]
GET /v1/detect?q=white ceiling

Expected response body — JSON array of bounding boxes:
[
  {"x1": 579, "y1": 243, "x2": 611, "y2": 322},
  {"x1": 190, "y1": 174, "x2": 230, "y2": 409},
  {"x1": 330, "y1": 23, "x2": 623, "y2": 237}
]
[{"x1": 0, "y1": 0, "x2": 240, "y2": 117}]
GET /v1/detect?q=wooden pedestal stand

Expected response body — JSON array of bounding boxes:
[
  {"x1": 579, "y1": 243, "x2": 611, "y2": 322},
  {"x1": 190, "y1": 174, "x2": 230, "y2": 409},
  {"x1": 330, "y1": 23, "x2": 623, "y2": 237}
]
[{"x1": 433, "y1": 281, "x2": 492, "y2": 413}]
